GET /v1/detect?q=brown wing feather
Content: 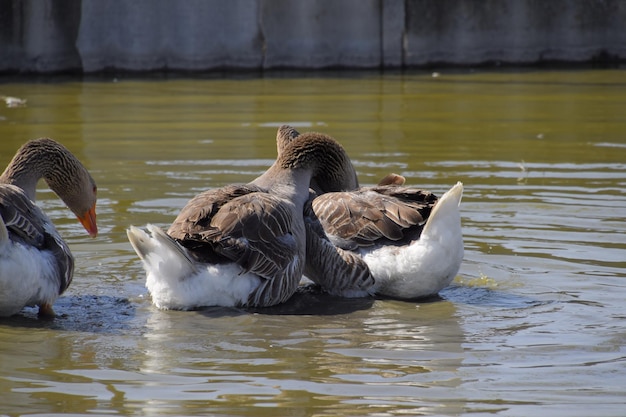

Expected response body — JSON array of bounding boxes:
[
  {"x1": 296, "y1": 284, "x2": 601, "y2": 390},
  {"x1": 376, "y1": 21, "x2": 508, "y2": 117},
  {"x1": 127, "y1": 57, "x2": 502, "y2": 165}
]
[
  {"x1": 168, "y1": 184, "x2": 258, "y2": 238},
  {"x1": 167, "y1": 185, "x2": 300, "y2": 291},
  {"x1": 311, "y1": 186, "x2": 438, "y2": 249},
  {"x1": 206, "y1": 193, "x2": 297, "y2": 276},
  {"x1": 377, "y1": 173, "x2": 406, "y2": 186},
  {"x1": 0, "y1": 184, "x2": 74, "y2": 293},
  {"x1": 0, "y1": 185, "x2": 46, "y2": 246}
]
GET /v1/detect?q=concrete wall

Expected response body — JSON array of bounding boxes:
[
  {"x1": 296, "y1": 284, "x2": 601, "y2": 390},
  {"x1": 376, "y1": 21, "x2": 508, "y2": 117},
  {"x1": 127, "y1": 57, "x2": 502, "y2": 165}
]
[{"x1": 1, "y1": 0, "x2": 624, "y2": 73}]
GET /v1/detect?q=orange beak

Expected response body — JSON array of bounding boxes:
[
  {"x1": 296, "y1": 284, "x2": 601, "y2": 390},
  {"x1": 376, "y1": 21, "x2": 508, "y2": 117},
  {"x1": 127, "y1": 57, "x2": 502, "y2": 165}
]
[{"x1": 77, "y1": 204, "x2": 98, "y2": 237}]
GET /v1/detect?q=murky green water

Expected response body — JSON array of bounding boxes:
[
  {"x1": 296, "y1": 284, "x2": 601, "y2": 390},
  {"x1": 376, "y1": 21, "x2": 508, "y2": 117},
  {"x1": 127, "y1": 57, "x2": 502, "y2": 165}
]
[{"x1": 1, "y1": 69, "x2": 625, "y2": 416}]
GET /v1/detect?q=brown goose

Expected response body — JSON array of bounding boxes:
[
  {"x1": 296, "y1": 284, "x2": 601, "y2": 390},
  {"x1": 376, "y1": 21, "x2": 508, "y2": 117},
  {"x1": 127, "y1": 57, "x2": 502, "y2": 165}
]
[
  {"x1": 274, "y1": 125, "x2": 376, "y2": 296},
  {"x1": 278, "y1": 126, "x2": 464, "y2": 299},
  {"x1": 126, "y1": 131, "x2": 371, "y2": 309},
  {"x1": 0, "y1": 138, "x2": 98, "y2": 316}
]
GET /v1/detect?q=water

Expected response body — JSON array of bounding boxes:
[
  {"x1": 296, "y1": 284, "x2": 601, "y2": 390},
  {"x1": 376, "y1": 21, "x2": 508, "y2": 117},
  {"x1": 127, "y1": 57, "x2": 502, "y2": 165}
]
[{"x1": 1, "y1": 69, "x2": 625, "y2": 416}]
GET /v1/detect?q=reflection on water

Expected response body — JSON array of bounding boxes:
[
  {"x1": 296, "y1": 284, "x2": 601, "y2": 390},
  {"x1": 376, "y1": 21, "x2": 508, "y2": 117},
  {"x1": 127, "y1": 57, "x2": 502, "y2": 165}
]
[
  {"x1": 133, "y1": 298, "x2": 466, "y2": 416},
  {"x1": 1, "y1": 69, "x2": 625, "y2": 416}
]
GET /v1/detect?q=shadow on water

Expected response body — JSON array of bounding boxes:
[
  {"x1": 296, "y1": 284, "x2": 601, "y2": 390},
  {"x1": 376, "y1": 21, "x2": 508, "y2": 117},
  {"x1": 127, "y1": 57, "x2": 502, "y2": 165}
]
[
  {"x1": 1, "y1": 285, "x2": 436, "y2": 332},
  {"x1": 197, "y1": 285, "x2": 458, "y2": 318},
  {"x1": 0, "y1": 282, "x2": 551, "y2": 333},
  {"x1": 0, "y1": 295, "x2": 136, "y2": 333},
  {"x1": 197, "y1": 285, "x2": 376, "y2": 317},
  {"x1": 441, "y1": 284, "x2": 549, "y2": 309},
  {"x1": 1, "y1": 283, "x2": 548, "y2": 331}
]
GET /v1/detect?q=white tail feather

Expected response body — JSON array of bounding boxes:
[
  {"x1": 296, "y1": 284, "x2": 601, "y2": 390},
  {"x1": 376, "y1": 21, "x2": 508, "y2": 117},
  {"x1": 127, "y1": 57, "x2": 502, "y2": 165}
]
[
  {"x1": 422, "y1": 181, "x2": 463, "y2": 238},
  {"x1": 127, "y1": 224, "x2": 197, "y2": 281}
]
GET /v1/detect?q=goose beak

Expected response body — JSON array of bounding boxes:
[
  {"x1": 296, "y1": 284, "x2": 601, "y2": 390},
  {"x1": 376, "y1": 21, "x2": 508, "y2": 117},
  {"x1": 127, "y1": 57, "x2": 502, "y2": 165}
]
[{"x1": 77, "y1": 204, "x2": 98, "y2": 237}]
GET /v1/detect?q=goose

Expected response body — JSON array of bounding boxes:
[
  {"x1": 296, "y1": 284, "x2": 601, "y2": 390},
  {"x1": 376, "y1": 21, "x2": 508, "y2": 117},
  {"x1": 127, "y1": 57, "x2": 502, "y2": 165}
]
[
  {"x1": 277, "y1": 125, "x2": 464, "y2": 300},
  {"x1": 126, "y1": 132, "x2": 372, "y2": 310},
  {"x1": 0, "y1": 138, "x2": 98, "y2": 317}
]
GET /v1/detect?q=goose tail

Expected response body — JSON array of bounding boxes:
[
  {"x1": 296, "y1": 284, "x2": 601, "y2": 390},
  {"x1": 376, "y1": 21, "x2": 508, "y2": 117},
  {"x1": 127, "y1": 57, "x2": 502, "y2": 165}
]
[
  {"x1": 419, "y1": 181, "x2": 464, "y2": 284},
  {"x1": 127, "y1": 224, "x2": 197, "y2": 281},
  {"x1": 422, "y1": 181, "x2": 463, "y2": 238}
]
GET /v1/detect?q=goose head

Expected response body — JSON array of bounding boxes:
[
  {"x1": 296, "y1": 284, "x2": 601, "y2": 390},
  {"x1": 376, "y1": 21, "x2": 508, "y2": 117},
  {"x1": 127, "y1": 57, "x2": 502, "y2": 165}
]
[
  {"x1": 275, "y1": 125, "x2": 359, "y2": 193},
  {"x1": 253, "y1": 130, "x2": 355, "y2": 201},
  {"x1": 278, "y1": 131, "x2": 354, "y2": 188},
  {"x1": 1, "y1": 138, "x2": 98, "y2": 237}
]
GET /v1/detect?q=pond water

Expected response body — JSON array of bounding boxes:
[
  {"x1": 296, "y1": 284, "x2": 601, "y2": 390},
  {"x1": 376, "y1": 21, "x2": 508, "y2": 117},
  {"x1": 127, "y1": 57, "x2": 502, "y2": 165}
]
[{"x1": 0, "y1": 69, "x2": 625, "y2": 416}]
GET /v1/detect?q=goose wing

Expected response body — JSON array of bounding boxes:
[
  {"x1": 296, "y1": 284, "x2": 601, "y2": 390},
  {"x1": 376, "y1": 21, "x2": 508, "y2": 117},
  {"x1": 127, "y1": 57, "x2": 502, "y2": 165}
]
[
  {"x1": 168, "y1": 184, "x2": 301, "y2": 305},
  {"x1": 311, "y1": 185, "x2": 438, "y2": 250},
  {"x1": 0, "y1": 184, "x2": 74, "y2": 293},
  {"x1": 0, "y1": 185, "x2": 45, "y2": 246}
]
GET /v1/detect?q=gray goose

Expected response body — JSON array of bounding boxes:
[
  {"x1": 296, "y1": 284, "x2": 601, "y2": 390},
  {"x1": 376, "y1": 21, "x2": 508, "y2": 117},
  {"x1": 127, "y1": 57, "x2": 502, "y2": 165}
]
[
  {"x1": 126, "y1": 131, "x2": 371, "y2": 309},
  {"x1": 0, "y1": 138, "x2": 98, "y2": 316},
  {"x1": 277, "y1": 125, "x2": 464, "y2": 299}
]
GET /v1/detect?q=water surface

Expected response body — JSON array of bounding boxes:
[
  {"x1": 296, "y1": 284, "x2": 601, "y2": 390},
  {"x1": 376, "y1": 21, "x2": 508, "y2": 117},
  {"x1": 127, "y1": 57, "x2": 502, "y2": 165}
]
[{"x1": 1, "y1": 69, "x2": 625, "y2": 416}]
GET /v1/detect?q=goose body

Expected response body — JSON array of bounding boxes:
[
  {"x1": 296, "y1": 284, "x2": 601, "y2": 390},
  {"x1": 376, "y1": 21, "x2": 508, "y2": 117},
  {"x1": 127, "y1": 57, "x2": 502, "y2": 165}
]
[
  {"x1": 278, "y1": 126, "x2": 464, "y2": 300},
  {"x1": 0, "y1": 138, "x2": 98, "y2": 316},
  {"x1": 127, "y1": 132, "x2": 362, "y2": 310},
  {"x1": 313, "y1": 182, "x2": 464, "y2": 299}
]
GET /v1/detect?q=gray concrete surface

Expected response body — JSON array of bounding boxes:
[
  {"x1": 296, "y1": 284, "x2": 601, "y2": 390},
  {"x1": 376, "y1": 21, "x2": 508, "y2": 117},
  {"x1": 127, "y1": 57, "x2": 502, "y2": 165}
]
[{"x1": 1, "y1": 0, "x2": 624, "y2": 73}]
